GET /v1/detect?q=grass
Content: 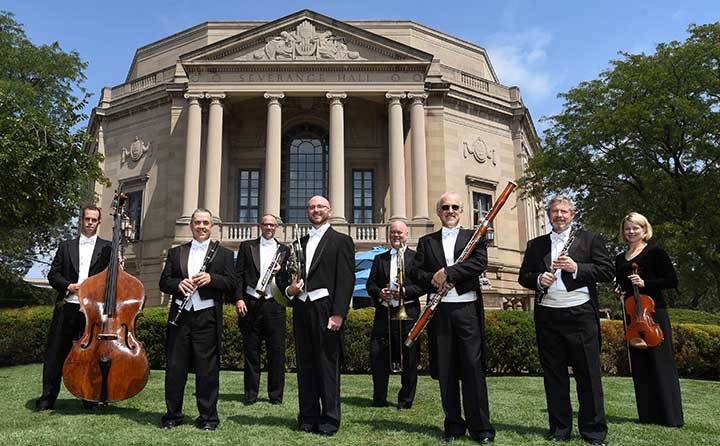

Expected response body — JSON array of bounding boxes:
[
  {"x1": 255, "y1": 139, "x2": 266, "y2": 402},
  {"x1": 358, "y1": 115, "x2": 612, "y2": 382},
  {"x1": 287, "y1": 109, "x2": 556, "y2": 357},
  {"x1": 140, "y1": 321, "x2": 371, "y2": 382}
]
[{"x1": 1, "y1": 364, "x2": 719, "y2": 446}]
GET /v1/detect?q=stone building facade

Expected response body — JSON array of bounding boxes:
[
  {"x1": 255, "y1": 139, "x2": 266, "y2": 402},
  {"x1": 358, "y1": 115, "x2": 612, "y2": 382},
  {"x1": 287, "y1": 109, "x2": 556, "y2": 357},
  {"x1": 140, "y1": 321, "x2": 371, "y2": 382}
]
[{"x1": 86, "y1": 10, "x2": 545, "y2": 307}]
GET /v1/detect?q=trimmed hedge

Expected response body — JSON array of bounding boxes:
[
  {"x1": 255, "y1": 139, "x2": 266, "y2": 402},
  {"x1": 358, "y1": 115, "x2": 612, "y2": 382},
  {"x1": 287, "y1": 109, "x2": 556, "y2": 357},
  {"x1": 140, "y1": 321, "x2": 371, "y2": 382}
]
[{"x1": 2, "y1": 306, "x2": 719, "y2": 380}]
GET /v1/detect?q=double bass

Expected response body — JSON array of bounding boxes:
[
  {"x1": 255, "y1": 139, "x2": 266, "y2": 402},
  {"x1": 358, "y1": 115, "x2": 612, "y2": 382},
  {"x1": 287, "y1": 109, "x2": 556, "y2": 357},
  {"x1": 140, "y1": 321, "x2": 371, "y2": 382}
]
[
  {"x1": 624, "y1": 262, "x2": 664, "y2": 349},
  {"x1": 62, "y1": 193, "x2": 149, "y2": 402}
]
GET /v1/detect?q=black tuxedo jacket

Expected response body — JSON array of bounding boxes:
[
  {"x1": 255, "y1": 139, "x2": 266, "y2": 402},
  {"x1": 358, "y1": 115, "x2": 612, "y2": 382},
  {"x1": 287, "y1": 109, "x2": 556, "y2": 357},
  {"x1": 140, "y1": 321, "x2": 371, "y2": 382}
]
[
  {"x1": 410, "y1": 228, "x2": 487, "y2": 296},
  {"x1": 518, "y1": 229, "x2": 614, "y2": 304},
  {"x1": 366, "y1": 248, "x2": 425, "y2": 307},
  {"x1": 47, "y1": 237, "x2": 112, "y2": 303},
  {"x1": 277, "y1": 227, "x2": 355, "y2": 319},
  {"x1": 234, "y1": 237, "x2": 290, "y2": 302},
  {"x1": 159, "y1": 241, "x2": 236, "y2": 311}
]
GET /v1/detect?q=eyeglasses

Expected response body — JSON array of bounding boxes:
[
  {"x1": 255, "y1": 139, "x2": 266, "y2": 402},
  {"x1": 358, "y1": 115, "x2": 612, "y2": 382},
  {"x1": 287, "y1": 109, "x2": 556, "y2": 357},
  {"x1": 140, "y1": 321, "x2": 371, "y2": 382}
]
[
  {"x1": 440, "y1": 204, "x2": 461, "y2": 211},
  {"x1": 307, "y1": 204, "x2": 329, "y2": 210}
]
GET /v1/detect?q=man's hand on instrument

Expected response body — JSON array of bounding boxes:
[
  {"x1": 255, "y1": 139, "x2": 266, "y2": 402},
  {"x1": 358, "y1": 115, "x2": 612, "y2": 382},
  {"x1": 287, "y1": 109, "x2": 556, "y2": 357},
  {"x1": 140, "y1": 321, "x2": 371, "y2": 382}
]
[
  {"x1": 179, "y1": 278, "x2": 195, "y2": 296},
  {"x1": 236, "y1": 299, "x2": 248, "y2": 317},
  {"x1": 432, "y1": 268, "x2": 448, "y2": 290},
  {"x1": 628, "y1": 273, "x2": 645, "y2": 288},
  {"x1": 380, "y1": 287, "x2": 397, "y2": 302},
  {"x1": 539, "y1": 272, "x2": 556, "y2": 288},
  {"x1": 191, "y1": 272, "x2": 211, "y2": 287},
  {"x1": 552, "y1": 255, "x2": 577, "y2": 273},
  {"x1": 288, "y1": 278, "x2": 304, "y2": 297},
  {"x1": 327, "y1": 314, "x2": 343, "y2": 331}
]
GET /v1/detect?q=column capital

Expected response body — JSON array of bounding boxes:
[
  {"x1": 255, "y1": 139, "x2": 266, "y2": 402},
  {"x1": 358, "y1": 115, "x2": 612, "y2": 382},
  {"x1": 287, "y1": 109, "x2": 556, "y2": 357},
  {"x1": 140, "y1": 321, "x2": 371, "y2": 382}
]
[
  {"x1": 326, "y1": 92, "x2": 347, "y2": 104},
  {"x1": 184, "y1": 92, "x2": 205, "y2": 102},
  {"x1": 407, "y1": 92, "x2": 428, "y2": 103},
  {"x1": 385, "y1": 92, "x2": 406, "y2": 103},
  {"x1": 205, "y1": 92, "x2": 226, "y2": 103},
  {"x1": 264, "y1": 92, "x2": 285, "y2": 104}
]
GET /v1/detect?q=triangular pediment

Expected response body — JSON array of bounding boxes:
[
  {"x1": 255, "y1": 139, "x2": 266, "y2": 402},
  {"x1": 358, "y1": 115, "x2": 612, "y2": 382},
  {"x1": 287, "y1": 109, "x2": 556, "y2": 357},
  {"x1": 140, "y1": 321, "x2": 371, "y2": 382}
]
[{"x1": 181, "y1": 10, "x2": 433, "y2": 64}]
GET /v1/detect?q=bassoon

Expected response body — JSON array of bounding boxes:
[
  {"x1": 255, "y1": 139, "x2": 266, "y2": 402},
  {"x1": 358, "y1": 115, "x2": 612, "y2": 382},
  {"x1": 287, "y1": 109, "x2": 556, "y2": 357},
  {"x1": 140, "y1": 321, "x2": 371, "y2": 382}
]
[{"x1": 404, "y1": 181, "x2": 517, "y2": 347}]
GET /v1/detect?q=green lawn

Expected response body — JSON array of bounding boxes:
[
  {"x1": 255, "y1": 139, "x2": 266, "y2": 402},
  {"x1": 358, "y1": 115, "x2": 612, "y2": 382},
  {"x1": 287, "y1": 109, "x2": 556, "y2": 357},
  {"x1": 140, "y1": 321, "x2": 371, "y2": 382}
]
[{"x1": 1, "y1": 364, "x2": 718, "y2": 446}]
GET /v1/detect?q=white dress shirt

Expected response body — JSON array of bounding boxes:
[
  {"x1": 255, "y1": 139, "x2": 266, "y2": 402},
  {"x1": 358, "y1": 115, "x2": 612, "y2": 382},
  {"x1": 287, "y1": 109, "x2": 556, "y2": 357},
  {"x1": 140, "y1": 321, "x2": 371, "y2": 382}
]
[
  {"x1": 540, "y1": 227, "x2": 589, "y2": 308},
  {"x1": 176, "y1": 239, "x2": 215, "y2": 311},
  {"x1": 65, "y1": 234, "x2": 97, "y2": 304},
  {"x1": 439, "y1": 227, "x2": 476, "y2": 303},
  {"x1": 382, "y1": 248, "x2": 401, "y2": 308},
  {"x1": 294, "y1": 223, "x2": 331, "y2": 302}
]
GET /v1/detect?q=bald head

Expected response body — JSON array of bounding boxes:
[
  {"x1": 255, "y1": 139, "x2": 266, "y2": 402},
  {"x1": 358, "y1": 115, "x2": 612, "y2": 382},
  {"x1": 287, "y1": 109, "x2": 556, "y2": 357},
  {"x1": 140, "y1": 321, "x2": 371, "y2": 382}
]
[
  {"x1": 307, "y1": 195, "x2": 333, "y2": 228},
  {"x1": 436, "y1": 192, "x2": 464, "y2": 229}
]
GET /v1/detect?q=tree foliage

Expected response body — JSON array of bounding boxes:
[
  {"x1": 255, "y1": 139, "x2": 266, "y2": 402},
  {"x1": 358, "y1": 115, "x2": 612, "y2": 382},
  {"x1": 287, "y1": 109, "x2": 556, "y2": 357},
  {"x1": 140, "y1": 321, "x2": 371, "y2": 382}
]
[
  {"x1": 521, "y1": 23, "x2": 720, "y2": 311},
  {"x1": 0, "y1": 11, "x2": 105, "y2": 278}
]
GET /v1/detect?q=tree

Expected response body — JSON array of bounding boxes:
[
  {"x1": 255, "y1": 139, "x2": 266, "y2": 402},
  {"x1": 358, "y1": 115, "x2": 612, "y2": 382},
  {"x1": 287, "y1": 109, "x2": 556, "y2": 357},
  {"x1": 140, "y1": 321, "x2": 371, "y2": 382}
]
[
  {"x1": 0, "y1": 11, "x2": 105, "y2": 281},
  {"x1": 521, "y1": 23, "x2": 720, "y2": 311}
]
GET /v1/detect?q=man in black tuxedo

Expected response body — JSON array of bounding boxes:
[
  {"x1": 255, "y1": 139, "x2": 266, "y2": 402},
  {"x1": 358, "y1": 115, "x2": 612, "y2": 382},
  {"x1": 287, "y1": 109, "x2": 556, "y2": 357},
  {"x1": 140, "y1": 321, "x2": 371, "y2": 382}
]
[
  {"x1": 159, "y1": 209, "x2": 235, "y2": 431},
  {"x1": 278, "y1": 195, "x2": 355, "y2": 436},
  {"x1": 36, "y1": 205, "x2": 112, "y2": 412},
  {"x1": 518, "y1": 196, "x2": 613, "y2": 446},
  {"x1": 234, "y1": 213, "x2": 289, "y2": 406},
  {"x1": 366, "y1": 220, "x2": 424, "y2": 410},
  {"x1": 410, "y1": 192, "x2": 495, "y2": 443}
]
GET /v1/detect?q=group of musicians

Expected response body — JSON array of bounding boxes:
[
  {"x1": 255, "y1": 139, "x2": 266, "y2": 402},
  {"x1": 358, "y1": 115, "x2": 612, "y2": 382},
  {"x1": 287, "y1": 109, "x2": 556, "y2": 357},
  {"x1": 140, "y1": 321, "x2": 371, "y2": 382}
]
[{"x1": 35, "y1": 193, "x2": 684, "y2": 445}]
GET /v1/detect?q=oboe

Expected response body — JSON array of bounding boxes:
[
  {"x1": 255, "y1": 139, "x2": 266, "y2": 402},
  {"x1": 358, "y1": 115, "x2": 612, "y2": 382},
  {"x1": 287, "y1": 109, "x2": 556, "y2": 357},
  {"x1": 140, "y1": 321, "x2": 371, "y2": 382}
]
[
  {"x1": 535, "y1": 227, "x2": 577, "y2": 304},
  {"x1": 169, "y1": 239, "x2": 220, "y2": 326}
]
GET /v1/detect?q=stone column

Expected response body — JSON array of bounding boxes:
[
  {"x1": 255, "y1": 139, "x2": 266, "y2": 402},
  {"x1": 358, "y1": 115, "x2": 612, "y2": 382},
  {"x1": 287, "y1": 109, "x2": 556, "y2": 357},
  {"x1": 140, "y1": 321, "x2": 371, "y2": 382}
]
[
  {"x1": 408, "y1": 93, "x2": 430, "y2": 222},
  {"x1": 327, "y1": 92, "x2": 347, "y2": 223},
  {"x1": 386, "y1": 92, "x2": 407, "y2": 221},
  {"x1": 181, "y1": 92, "x2": 204, "y2": 219},
  {"x1": 263, "y1": 92, "x2": 284, "y2": 220},
  {"x1": 204, "y1": 93, "x2": 225, "y2": 220}
]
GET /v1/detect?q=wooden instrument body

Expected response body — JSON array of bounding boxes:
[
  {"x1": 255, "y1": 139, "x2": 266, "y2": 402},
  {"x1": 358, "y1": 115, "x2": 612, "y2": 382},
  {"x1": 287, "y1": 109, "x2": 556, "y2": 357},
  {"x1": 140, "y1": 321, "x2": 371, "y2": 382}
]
[
  {"x1": 62, "y1": 267, "x2": 149, "y2": 402},
  {"x1": 623, "y1": 262, "x2": 664, "y2": 348}
]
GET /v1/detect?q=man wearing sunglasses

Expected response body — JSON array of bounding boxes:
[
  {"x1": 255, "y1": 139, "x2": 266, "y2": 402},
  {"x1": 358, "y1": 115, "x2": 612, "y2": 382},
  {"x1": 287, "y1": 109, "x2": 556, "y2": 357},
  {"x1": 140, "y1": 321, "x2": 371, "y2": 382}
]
[{"x1": 410, "y1": 192, "x2": 495, "y2": 444}]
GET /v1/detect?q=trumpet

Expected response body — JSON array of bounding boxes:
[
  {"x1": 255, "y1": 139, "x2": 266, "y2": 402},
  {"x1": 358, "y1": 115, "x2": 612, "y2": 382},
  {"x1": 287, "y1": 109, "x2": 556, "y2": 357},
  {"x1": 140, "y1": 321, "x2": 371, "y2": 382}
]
[{"x1": 255, "y1": 248, "x2": 283, "y2": 297}]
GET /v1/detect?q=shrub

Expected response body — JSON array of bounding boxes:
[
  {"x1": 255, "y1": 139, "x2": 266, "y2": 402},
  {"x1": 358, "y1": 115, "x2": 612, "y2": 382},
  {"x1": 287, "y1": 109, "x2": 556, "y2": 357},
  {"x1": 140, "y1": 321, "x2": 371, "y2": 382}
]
[{"x1": 2, "y1": 306, "x2": 718, "y2": 380}]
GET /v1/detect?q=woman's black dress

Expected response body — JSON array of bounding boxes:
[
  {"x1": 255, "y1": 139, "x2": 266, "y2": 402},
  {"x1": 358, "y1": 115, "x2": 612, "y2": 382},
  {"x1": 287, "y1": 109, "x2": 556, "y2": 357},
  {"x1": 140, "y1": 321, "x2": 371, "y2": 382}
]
[{"x1": 615, "y1": 244, "x2": 683, "y2": 427}]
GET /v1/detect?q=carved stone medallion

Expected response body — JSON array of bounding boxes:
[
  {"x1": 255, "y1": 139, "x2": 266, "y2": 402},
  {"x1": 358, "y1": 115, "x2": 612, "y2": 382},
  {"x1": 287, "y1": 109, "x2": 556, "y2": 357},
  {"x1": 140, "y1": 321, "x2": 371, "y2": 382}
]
[
  {"x1": 121, "y1": 136, "x2": 152, "y2": 165},
  {"x1": 461, "y1": 137, "x2": 496, "y2": 166}
]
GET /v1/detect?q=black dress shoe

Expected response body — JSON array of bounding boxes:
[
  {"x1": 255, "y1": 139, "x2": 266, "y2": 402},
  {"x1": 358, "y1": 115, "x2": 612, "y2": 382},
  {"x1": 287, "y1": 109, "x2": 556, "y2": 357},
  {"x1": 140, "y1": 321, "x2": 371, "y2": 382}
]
[
  {"x1": 584, "y1": 441, "x2": 607, "y2": 446},
  {"x1": 161, "y1": 419, "x2": 184, "y2": 430},
  {"x1": 243, "y1": 398, "x2": 257, "y2": 406},
  {"x1": 298, "y1": 424, "x2": 314, "y2": 433},
  {"x1": 82, "y1": 401, "x2": 99, "y2": 413},
  {"x1": 316, "y1": 429, "x2": 336, "y2": 437},
  {"x1": 442, "y1": 435, "x2": 457, "y2": 443},
  {"x1": 35, "y1": 400, "x2": 54, "y2": 411},
  {"x1": 397, "y1": 402, "x2": 412, "y2": 410},
  {"x1": 548, "y1": 435, "x2": 571, "y2": 442},
  {"x1": 196, "y1": 421, "x2": 216, "y2": 431},
  {"x1": 269, "y1": 399, "x2": 282, "y2": 405}
]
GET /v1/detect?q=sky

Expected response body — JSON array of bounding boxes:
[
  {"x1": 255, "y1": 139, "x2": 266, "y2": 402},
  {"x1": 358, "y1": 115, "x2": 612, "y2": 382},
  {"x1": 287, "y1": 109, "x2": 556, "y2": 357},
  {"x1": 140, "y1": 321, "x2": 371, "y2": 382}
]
[{"x1": 6, "y1": 0, "x2": 719, "y2": 278}]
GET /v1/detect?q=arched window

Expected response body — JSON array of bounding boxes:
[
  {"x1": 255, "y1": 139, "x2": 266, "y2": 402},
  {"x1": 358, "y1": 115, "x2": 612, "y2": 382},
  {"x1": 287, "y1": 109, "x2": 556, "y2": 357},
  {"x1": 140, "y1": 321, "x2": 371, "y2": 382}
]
[{"x1": 281, "y1": 123, "x2": 329, "y2": 223}]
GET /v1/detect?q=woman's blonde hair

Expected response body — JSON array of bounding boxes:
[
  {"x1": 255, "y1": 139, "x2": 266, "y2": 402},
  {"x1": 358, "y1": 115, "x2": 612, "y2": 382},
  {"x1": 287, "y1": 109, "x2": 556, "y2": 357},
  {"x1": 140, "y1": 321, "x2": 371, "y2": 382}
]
[{"x1": 620, "y1": 211, "x2": 653, "y2": 242}]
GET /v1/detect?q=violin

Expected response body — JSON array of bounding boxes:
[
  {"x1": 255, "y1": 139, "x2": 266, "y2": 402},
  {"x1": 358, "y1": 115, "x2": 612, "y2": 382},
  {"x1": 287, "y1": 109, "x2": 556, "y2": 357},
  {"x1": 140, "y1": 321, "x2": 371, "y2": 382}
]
[
  {"x1": 62, "y1": 193, "x2": 149, "y2": 402},
  {"x1": 624, "y1": 262, "x2": 664, "y2": 349}
]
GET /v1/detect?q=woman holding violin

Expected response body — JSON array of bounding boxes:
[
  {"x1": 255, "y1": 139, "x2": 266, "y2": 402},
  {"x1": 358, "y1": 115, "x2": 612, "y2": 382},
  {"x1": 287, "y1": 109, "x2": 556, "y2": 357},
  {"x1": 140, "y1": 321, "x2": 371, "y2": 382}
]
[{"x1": 615, "y1": 212, "x2": 683, "y2": 427}]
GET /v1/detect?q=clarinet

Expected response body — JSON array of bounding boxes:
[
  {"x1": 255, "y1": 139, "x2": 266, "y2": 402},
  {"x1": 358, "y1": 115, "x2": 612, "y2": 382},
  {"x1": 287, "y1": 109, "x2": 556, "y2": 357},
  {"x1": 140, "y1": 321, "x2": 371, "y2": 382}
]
[
  {"x1": 535, "y1": 227, "x2": 577, "y2": 305},
  {"x1": 169, "y1": 239, "x2": 220, "y2": 326}
]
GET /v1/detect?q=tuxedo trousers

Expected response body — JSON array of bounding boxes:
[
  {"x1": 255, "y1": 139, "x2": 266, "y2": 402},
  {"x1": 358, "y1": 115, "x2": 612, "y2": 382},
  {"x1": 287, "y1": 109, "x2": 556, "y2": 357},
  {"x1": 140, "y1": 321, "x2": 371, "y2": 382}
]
[
  {"x1": 38, "y1": 302, "x2": 85, "y2": 406},
  {"x1": 432, "y1": 301, "x2": 495, "y2": 439},
  {"x1": 534, "y1": 301, "x2": 607, "y2": 442},
  {"x1": 239, "y1": 296, "x2": 286, "y2": 403},
  {"x1": 370, "y1": 304, "x2": 420, "y2": 408},
  {"x1": 292, "y1": 296, "x2": 341, "y2": 433},
  {"x1": 163, "y1": 307, "x2": 220, "y2": 427}
]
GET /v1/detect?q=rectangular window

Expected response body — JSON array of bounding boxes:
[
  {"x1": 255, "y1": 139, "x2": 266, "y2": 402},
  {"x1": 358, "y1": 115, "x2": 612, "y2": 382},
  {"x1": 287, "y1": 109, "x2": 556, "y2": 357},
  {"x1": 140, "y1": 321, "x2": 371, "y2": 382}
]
[
  {"x1": 125, "y1": 190, "x2": 143, "y2": 241},
  {"x1": 352, "y1": 169, "x2": 374, "y2": 224},
  {"x1": 238, "y1": 169, "x2": 260, "y2": 223},
  {"x1": 472, "y1": 191, "x2": 494, "y2": 245}
]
